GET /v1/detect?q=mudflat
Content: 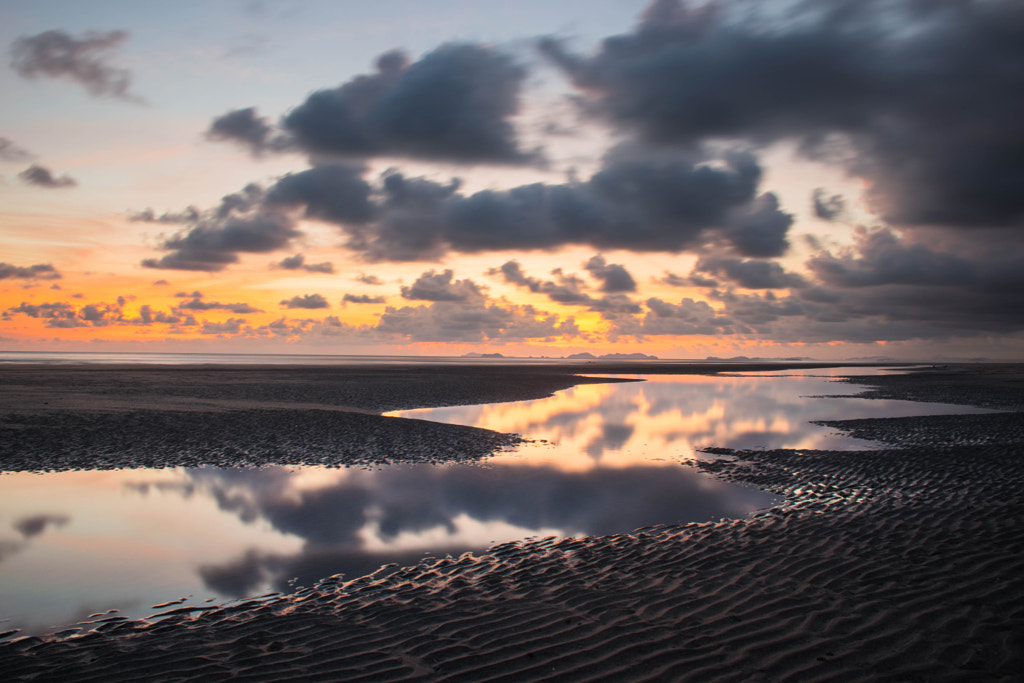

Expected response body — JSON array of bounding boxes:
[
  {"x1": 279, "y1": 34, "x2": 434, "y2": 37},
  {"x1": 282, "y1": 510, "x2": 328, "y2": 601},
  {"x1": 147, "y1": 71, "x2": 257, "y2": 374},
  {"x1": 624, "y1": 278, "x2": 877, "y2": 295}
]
[{"x1": 1, "y1": 362, "x2": 1022, "y2": 681}]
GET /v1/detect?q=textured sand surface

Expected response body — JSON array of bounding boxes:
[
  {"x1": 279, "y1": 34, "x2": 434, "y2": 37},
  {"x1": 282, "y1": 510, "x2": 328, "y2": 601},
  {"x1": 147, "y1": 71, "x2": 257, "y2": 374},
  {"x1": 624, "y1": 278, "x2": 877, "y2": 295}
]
[{"x1": 1, "y1": 363, "x2": 1022, "y2": 681}]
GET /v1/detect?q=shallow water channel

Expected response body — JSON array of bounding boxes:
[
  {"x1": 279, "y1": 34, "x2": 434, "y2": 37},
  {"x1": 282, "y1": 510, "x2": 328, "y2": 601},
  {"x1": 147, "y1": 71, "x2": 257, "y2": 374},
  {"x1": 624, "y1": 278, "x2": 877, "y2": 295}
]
[{"x1": 0, "y1": 369, "x2": 991, "y2": 636}]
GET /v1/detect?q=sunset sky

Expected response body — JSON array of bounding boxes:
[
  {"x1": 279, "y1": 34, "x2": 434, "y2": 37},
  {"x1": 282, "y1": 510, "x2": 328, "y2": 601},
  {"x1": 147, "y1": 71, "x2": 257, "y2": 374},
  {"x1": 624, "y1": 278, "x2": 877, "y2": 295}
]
[{"x1": 2, "y1": 0, "x2": 1022, "y2": 360}]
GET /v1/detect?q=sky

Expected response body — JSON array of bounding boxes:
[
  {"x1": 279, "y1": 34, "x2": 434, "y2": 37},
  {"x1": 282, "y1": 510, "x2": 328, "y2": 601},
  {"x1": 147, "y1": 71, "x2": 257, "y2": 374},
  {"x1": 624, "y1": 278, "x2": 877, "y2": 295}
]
[{"x1": 2, "y1": 0, "x2": 1022, "y2": 360}]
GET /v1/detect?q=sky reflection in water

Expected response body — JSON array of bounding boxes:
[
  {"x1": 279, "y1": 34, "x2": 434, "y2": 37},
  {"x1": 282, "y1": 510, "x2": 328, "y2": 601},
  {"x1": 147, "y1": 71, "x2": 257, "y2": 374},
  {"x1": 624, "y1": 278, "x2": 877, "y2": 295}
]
[{"x1": 0, "y1": 371, "x2": 988, "y2": 635}]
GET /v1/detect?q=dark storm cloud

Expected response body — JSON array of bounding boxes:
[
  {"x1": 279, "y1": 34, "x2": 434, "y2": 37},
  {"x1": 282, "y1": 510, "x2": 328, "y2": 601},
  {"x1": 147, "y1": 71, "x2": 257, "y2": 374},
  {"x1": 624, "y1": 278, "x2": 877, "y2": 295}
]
[
  {"x1": 0, "y1": 137, "x2": 33, "y2": 162},
  {"x1": 274, "y1": 254, "x2": 335, "y2": 274},
  {"x1": 280, "y1": 293, "x2": 329, "y2": 309},
  {"x1": 400, "y1": 269, "x2": 485, "y2": 302},
  {"x1": 141, "y1": 185, "x2": 301, "y2": 271},
  {"x1": 543, "y1": 0, "x2": 1024, "y2": 228},
  {"x1": 0, "y1": 263, "x2": 61, "y2": 280},
  {"x1": 806, "y1": 228, "x2": 977, "y2": 289},
  {"x1": 795, "y1": 228, "x2": 1024, "y2": 335},
  {"x1": 812, "y1": 189, "x2": 845, "y2": 222},
  {"x1": 281, "y1": 44, "x2": 534, "y2": 163},
  {"x1": 264, "y1": 163, "x2": 375, "y2": 226},
  {"x1": 342, "y1": 293, "x2": 386, "y2": 305},
  {"x1": 693, "y1": 255, "x2": 806, "y2": 290},
  {"x1": 631, "y1": 227, "x2": 1024, "y2": 342},
  {"x1": 583, "y1": 255, "x2": 636, "y2": 293},
  {"x1": 213, "y1": 44, "x2": 535, "y2": 164},
  {"x1": 351, "y1": 149, "x2": 790, "y2": 260},
  {"x1": 10, "y1": 29, "x2": 141, "y2": 101},
  {"x1": 18, "y1": 164, "x2": 77, "y2": 188}
]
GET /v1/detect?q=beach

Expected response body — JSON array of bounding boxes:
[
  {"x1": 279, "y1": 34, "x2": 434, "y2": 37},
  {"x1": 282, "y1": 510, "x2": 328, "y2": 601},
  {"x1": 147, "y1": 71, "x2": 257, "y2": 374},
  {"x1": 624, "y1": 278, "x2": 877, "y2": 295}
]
[{"x1": 1, "y1": 362, "x2": 1022, "y2": 681}]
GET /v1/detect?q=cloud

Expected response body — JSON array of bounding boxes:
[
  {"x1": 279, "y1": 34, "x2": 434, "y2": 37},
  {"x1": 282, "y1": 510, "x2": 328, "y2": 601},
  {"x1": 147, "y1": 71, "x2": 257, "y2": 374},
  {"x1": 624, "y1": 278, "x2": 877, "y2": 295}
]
[
  {"x1": 206, "y1": 107, "x2": 292, "y2": 155},
  {"x1": 141, "y1": 184, "x2": 301, "y2": 271},
  {"x1": 9, "y1": 29, "x2": 141, "y2": 101},
  {"x1": 543, "y1": 0, "x2": 1024, "y2": 228},
  {"x1": 128, "y1": 207, "x2": 200, "y2": 224},
  {"x1": 400, "y1": 269, "x2": 485, "y2": 302},
  {"x1": 655, "y1": 271, "x2": 692, "y2": 288},
  {"x1": 0, "y1": 138, "x2": 33, "y2": 162},
  {"x1": 264, "y1": 163, "x2": 375, "y2": 226},
  {"x1": 377, "y1": 300, "x2": 577, "y2": 342},
  {"x1": 200, "y1": 318, "x2": 246, "y2": 335},
  {"x1": 806, "y1": 228, "x2": 976, "y2": 289},
  {"x1": 3, "y1": 298, "x2": 204, "y2": 330},
  {"x1": 639, "y1": 297, "x2": 737, "y2": 336},
  {"x1": 693, "y1": 256, "x2": 806, "y2": 290},
  {"x1": 490, "y1": 260, "x2": 589, "y2": 304},
  {"x1": 634, "y1": 225, "x2": 1024, "y2": 342},
  {"x1": 212, "y1": 44, "x2": 536, "y2": 164},
  {"x1": 356, "y1": 273, "x2": 383, "y2": 285},
  {"x1": 489, "y1": 260, "x2": 640, "y2": 319},
  {"x1": 175, "y1": 297, "x2": 262, "y2": 314},
  {"x1": 130, "y1": 305, "x2": 183, "y2": 325},
  {"x1": 0, "y1": 263, "x2": 61, "y2": 280},
  {"x1": 812, "y1": 189, "x2": 845, "y2": 222},
  {"x1": 583, "y1": 255, "x2": 636, "y2": 293},
  {"x1": 352, "y1": 148, "x2": 790, "y2": 261},
  {"x1": 18, "y1": 164, "x2": 77, "y2": 188},
  {"x1": 143, "y1": 147, "x2": 790, "y2": 267},
  {"x1": 274, "y1": 254, "x2": 335, "y2": 274},
  {"x1": 342, "y1": 294, "x2": 385, "y2": 305},
  {"x1": 280, "y1": 293, "x2": 329, "y2": 309},
  {"x1": 5, "y1": 301, "x2": 77, "y2": 321}
]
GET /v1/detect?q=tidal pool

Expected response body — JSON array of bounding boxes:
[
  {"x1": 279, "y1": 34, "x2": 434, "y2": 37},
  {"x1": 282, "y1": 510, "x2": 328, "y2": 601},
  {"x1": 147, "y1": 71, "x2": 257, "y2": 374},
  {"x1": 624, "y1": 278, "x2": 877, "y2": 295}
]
[{"x1": 0, "y1": 369, "x2": 989, "y2": 636}]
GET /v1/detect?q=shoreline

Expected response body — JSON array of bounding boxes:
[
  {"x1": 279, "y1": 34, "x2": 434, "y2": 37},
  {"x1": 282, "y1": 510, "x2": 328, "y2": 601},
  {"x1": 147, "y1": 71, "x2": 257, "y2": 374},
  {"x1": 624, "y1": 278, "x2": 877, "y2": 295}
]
[{"x1": 1, "y1": 362, "x2": 1022, "y2": 680}]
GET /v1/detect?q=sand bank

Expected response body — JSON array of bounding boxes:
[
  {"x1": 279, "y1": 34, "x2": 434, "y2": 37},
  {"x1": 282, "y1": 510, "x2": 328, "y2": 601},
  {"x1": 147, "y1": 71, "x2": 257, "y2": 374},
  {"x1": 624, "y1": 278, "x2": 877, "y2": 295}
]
[{"x1": 1, "y1": 362, "x2": 1021, "y2": 680}]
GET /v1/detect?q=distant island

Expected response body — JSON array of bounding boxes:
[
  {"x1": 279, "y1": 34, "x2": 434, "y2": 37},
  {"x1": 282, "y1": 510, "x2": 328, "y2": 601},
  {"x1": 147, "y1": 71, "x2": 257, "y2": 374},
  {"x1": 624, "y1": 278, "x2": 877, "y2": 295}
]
[
  {"x1": 461, "y1": 352, "x2": 506, "y2": 358},
  {"x1": 566, "y1": 352, "x2": 659, "y2": 360},
  {"x1": 705, "y1": 356, "x2": 812, "y2": 361}
]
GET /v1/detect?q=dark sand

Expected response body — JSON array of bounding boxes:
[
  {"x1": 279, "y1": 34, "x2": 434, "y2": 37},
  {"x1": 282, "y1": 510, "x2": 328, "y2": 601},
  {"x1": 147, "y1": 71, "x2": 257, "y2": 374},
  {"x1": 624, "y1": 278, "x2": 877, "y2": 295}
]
[{"x1": 1, "y1": 362, "x2": 1022, "y2": 681}]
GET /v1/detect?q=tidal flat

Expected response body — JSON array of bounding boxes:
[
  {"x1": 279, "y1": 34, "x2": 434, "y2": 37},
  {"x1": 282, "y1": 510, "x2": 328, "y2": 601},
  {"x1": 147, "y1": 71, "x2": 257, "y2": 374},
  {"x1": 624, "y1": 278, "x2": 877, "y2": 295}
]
[{"x1": 1, "y1": 361, "x2": 1022, "y2": 681}]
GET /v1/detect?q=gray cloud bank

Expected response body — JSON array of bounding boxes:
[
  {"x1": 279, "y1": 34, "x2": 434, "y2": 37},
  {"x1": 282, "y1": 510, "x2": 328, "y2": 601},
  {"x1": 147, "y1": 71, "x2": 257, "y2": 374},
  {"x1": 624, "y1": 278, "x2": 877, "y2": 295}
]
[
  {"x1": 542, "y1": 0, "x2": 1024, "y2": 229},
  {"x1": 140, "y1": 149, "x2": 791, "y2": 270}
]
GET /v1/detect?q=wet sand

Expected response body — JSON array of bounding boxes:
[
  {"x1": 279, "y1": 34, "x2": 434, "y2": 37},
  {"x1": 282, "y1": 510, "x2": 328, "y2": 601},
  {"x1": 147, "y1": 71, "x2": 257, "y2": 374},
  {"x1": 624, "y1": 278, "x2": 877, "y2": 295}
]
[{"x1": 1, "y1": 362, "x2": 1022, "y2": 680}]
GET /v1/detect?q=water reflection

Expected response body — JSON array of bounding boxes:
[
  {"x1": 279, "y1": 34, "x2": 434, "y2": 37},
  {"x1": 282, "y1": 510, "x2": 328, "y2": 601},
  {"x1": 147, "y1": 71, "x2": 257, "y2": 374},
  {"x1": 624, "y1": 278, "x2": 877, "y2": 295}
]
[
  {"x1": 1, "y1": 371, "x2": 989, "y2": 636},
  {"x1": 389, "y1": 373, "x2": 993, "y2": 458}
]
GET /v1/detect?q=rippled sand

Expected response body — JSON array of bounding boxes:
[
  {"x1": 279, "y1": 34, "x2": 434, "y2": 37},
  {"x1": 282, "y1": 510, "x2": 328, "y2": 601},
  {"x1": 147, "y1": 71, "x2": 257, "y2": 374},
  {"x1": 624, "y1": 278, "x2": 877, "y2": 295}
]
[{"x1": 1, "y1": 362, "x2": 1022, "y2": 681}]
